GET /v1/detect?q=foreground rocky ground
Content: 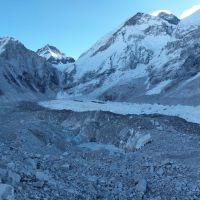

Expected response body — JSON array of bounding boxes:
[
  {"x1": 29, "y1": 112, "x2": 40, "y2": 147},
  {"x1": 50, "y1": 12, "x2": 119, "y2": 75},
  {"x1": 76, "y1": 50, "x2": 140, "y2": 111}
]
[{"x1": 0, "y1": 101, "x2": 200, "y2": 199}]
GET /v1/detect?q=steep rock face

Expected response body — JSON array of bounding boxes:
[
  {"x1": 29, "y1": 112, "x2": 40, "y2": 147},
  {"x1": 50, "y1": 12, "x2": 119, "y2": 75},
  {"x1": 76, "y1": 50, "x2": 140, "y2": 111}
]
[
  {"x1": 60, "y1": 11, "x2": 200, "y2": 105},
  {"x1": 157, "y1": 12, "x2": 180, "y2": 25},
  {"x1": 0, "y1": 37, "x2": 60, "y2": 102}
]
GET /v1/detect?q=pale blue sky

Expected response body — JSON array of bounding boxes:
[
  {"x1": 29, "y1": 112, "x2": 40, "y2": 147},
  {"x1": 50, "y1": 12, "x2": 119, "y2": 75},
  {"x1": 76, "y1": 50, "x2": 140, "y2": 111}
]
[{"x1": 0, "y1": 0, "x2": 200, "y2": 58}]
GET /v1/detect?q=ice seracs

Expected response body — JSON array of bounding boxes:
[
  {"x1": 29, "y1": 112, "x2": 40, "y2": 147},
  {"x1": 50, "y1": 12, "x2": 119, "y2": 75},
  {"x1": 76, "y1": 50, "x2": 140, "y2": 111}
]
[{"x1": 39, "y1": 99, "x2": 200, "y2": 124}]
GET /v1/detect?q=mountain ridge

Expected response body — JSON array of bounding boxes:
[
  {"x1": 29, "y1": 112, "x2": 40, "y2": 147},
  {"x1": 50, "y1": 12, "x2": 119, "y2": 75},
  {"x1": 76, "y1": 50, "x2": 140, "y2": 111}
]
[
  {"x1": 37, "y1": 44, "x2": 75, "y2": 64},
  {"x1": 55, "y1": 10, "x2": 200, "y2": 106},
  {"x1": 0, "y1": 9, "x2": 200, "y2": 105},
  {"x1": 0, "y1": 37, "x2": 61, "y2": 103}
]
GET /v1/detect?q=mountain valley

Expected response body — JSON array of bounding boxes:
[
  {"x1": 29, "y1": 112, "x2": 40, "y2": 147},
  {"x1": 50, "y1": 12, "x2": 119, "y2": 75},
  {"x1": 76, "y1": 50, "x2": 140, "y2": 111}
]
[{"x1": 0, "y1": 8, "x2": 200, "y2": 200}]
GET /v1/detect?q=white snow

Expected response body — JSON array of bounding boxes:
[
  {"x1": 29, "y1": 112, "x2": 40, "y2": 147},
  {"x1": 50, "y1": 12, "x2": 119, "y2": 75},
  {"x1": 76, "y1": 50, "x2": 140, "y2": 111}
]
[
  {"x1": 151, "y1": 10, "x2": 172, "y2": 16},
  {"x1": 65, "y1": 63, "x2": 75, "y2": 73},
  {"x1": 74, "y1": 15, "x2": 174, "y2": 80},
  {"x1": 0, "y1": 37, "x2": 15, "y2": 54},
  {"x1": 182, "y1": 72, "x2": 200, "y2": 86},
  {"x1": 37, "y1": 45, "x2": 74, "y2": 63},
  {"x1": 180, "y1": 5, "x2": 200, "y2": 19},
  {"x1": 39, "y1": 99, "x2": 200, "y2": 124},
  {"x1": 146, "y1": 80, "x2": 171, "y2": 95},
  {"x1": 56, "y1": 64, "x2": 148, "y2": 100},
  {"x1": 53, "y1": 63, "x2": 69, "y2": 72},
  {"x1": 180, "y1": 9, "x2": 200, "y2": 28},
  {"x1": 39, "y1": 46, "x2": 63, "y2": 60}
]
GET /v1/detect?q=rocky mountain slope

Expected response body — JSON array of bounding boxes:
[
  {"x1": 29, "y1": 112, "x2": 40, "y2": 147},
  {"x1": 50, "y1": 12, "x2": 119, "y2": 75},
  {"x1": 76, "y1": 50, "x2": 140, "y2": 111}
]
[
  {"x1": 0, "y1": 37, "x2": 60, "y2": 103},
  {"x1": 60, "y1": 10, "x2": 200, "y2": 105}
]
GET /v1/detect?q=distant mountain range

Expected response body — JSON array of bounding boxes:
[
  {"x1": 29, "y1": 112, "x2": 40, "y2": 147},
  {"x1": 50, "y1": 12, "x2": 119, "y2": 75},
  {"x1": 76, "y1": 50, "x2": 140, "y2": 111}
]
[{"x1": 0, "y1": 9, "x2": 200, "y2": 105}]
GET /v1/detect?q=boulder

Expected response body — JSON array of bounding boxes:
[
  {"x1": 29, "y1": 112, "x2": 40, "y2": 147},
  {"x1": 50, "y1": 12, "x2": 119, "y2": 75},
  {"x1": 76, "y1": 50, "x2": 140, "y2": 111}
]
[{"x1": 125, "y1": 132, "x2": 151, "y2": 151}]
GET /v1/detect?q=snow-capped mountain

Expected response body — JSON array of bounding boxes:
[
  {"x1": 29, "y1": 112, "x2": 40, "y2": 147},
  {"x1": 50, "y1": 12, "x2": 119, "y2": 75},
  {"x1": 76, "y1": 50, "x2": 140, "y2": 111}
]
[
  {"x1": 59, "y1": 10, "x2": 200, "y2": 105},
  {"x1": 37, "y1": 45, "x2": 75, "y2": 71},
  {"x1": 1, "y1": 9, "x2": 200, "y2": 105},
  {"x1": 0, "y1": 37, "x2": 60, "y2": 102}
]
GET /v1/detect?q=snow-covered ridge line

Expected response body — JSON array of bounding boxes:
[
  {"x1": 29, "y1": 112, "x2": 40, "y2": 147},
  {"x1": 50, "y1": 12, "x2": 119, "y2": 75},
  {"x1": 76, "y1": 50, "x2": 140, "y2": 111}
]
[
  {"x1": 39, "y1": 99, "x2": 200, "y2": 124},
  {"x1": 36, "y1": 44, "x2": 75, "y2": 68},
  {"x1": 0, "y1": 37, "x2": 17, "y2": 54}
]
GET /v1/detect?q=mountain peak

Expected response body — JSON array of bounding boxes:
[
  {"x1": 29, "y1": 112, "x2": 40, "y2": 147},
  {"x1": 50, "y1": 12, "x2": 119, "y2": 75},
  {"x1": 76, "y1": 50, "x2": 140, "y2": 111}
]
[
  {"x1": 0, "y1": 37, "x2": 24, "y2": 55},
  {"x1": 0, "y1": 36, "x2": 17, "y2": 42},
  {"x1": 37, "y1": 45, "x2": 75, "y2": 65},
  {"x1": 151, "y1": 10, "x2": 172, "y2": 16},
  {"x1": 123, "y1": 11, "x2": 179, "y2": 27},
  {"x1": 37, "y1": 44, "x2": 64, "y2": 59},
  {"x1": 157, "y1": 12, "x2": 180, "y2": 25},
  {"x1": 124, "y1": 12, "x2": 151, "y2": 26},
  {"x1": 0, "y1": 37, "x2": 18, "y2": 47},
  {"x1": 42, "y1": 44, "x2": 61, "y2": 53},
  {"x1": 150, "y1": 10, "x2": 180, "y2": 25}
]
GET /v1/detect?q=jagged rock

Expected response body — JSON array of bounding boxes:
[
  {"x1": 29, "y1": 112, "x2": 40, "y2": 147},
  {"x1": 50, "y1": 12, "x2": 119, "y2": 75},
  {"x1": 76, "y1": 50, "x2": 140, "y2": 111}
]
[
  {"x1": 0, "y1": 37, "x2": 60, "y2": 102},
  {"x1": 158, "y1": 12, "x2": 180, "y2": 25}
]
